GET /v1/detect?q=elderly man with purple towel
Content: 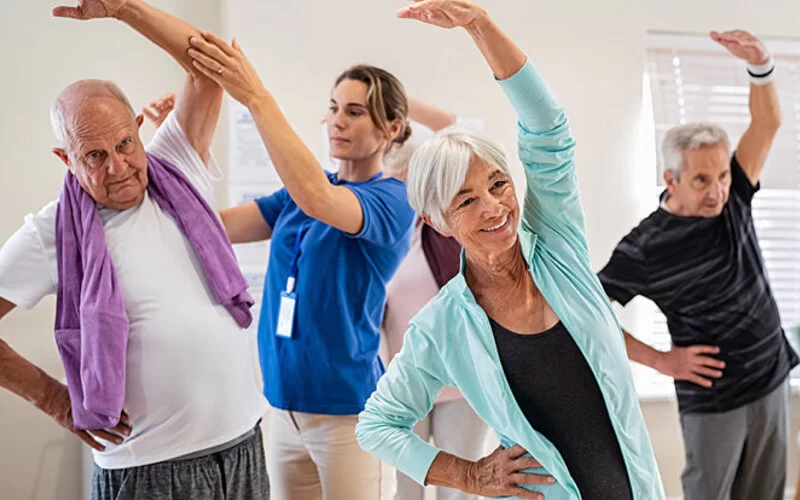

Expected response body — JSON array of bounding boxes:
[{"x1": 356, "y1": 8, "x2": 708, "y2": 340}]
[{"x1": 0, "y1": 1, "x2": 268, "y2": 499}]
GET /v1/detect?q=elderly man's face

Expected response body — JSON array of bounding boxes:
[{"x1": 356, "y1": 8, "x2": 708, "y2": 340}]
[
  {"x1": 664, "y1": 142, "x2": 731, "y2": 218},
  {"x1": 442, "y1": 157, "x2": 519, "y2": 255},
  {"x1": 53, "y1": 97, "x2": 148, "y2": 211}
]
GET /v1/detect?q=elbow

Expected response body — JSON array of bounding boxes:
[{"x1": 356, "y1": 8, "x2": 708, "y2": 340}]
[
  {"x1": 354, "y1": 409, "x2": 379, "y2": 455},
  {"x1": 769, "y1": 112, "x2": 783, "y2": 133},
  {"x1": 295, "y1": 197, "x2": 321, "y2": 221},
  {"x1": 295, "y1": 188, "x2": 334, "y2": 222},
  {"x1": 355, "y1": 403, "x2": 397, "y2": 457},
  {"x1": 186, "y1": 67, "x2": 220, "y2": 89}
]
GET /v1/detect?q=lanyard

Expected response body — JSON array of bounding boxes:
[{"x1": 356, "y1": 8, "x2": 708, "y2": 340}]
[
  {"x1": 285, "y1": 170, "x2": 383, "y2": 293},
  {"x1": 286, "y1": 222, "x2": 311, "y2": 293}
]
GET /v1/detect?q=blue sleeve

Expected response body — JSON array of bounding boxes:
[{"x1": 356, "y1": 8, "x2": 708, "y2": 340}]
[
  {"x1": 356, "y1": 324, "x2": 445, "y2": 485},
  {"x1": 346, "y1": 179, "x2": 415, "y2": 246},
  {"x1": 497, "y1": 60, "x2": 586, "y2": 255},
  {"x1": 255, "y1": 187, "x2": 290, "y2": 229}
]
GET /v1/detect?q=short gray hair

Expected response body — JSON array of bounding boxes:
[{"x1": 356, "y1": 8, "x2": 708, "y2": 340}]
[
  {"x1": 406, "y1": 126, "x2": 509, "y2": 230},
  {"x1": 662, "y1": 123, "x2": 730, "y2": 177},
  {"x1": 50, "y1": 79, "x2": 136, "y2": 152}
]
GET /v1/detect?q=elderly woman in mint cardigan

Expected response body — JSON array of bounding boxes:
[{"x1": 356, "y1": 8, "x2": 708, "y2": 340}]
[{"x1": 356, "y1": 1, "x2": 665, "y2": 499}]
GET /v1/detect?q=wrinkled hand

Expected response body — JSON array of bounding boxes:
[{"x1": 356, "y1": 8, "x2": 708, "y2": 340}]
[
  {"x1": 52, "y1": 0, "x2": 129, "y2": 20},
  {"x1": 143, "y1": 92, "x2": 177, "y2": 129},
  {"x1": 42, "y1": 381, "x2": 131, "y2": 451},
  {"x1": 187, "y1": 33, "x2": 268, "y2": 109},
  {"x1": 397, "y1": 0, "x2": 487, "y2": 30},
  {"x1": 465, "y1": 445, "x2": 554, "y2": 500},
  {"x1": 656, "y1": 345, "x2": 726, "y2": 388},
  {"x1": 711, "y1": 30, "x2": 770, "y2": 65}
]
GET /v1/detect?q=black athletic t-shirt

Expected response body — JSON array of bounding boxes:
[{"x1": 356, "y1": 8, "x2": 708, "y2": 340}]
[
  {"x1": 490, "y1": 319, "x2": 633, "y2": 499},
  {"x1": 599, "y1": 155, "x2": 798, "y2": 414}
]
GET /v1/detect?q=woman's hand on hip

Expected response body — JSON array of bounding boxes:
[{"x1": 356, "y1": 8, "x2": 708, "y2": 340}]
[
  {"x1": 187, "y1": 33, "x2": 269, "y2": 109},
  {"x1": 465, "y1": 444, "x2": 555, "y2": 499}
]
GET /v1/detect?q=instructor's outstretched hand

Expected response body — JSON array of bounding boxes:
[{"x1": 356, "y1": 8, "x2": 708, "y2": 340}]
[{"x1": 188, "y1": 33, "x2": 268, "y2": 109}]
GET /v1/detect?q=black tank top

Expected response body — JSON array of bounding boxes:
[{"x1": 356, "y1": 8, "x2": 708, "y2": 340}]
[{"x1": 490, "y1": 319, "x2": 633, "y2": 500}]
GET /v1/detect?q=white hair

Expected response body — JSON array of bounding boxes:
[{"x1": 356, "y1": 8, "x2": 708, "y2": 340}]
[
  {"x1": 406, "y1": 126, "x2": 509, "y2": 231},
  {"x1": 662, "y1": 123, "x2": 730, "y2": 177},
  {"x1": 50, "y1": 80, "x2": 135, "y2": 152}
]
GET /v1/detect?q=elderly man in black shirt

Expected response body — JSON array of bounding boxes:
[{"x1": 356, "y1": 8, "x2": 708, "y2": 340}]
[{"x1": 600, "y1": 29, "x2": 796, "y2": 500}]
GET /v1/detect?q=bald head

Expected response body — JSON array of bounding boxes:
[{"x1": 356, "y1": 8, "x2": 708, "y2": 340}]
[
  {"x1": 49, "y1": 79, "x2": 149, "y2": 211},
  {"x1": 51, "y1": 79, "x2": 136, "y2": 152}
]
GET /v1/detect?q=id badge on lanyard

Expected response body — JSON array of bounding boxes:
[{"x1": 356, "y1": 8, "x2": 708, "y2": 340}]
[
  {"x1": 276, "y1": 172, "x2": 383, "y2": 339},
  {"x1": 276, "y1": 222, "x2": 311, "y2": 338}
]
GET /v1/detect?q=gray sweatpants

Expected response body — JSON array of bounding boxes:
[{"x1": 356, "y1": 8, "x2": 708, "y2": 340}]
[
  {"x1": 680, "y1": 380, "x2": 789, "y2": 500},
  {"x1": 92, "y1": 425, "x2": 269, "y2": 500}
]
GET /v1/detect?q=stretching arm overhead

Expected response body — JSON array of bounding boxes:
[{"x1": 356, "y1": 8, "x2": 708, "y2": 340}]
[{"x1": 53, "y1": 0, "x2": 224, "y2": 164}]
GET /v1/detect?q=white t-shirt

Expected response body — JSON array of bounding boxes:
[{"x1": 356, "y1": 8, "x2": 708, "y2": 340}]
[{"x1": 0, "y1": 112, "x2": 267, "y2": 469}]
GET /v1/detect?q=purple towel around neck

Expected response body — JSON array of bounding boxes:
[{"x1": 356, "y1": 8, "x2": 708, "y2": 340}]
[{"x1": 55, "y1": 153, "x2": 254, "y2": 430}]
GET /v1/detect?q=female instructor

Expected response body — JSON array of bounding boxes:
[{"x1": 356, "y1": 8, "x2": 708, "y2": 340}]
[{"x1": 188, "y1": 30, "x2": 415, "y2": 500}]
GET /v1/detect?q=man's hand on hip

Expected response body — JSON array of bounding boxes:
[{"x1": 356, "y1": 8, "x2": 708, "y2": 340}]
[
  {"x1": 38, "y1": 380, "x2": 132, "y2": 451},
  {"x1": 655, "y1": 345, "x2": 726, "y2": 388}
]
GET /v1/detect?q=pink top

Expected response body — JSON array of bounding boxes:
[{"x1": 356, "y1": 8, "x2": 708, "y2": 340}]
[{"x1": 382, "y1": 222, "x2": 463, "y2": 403}]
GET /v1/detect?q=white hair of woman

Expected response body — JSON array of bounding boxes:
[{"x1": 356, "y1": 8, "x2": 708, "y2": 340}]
[{"x1": 406, "y1": 125, "x2": 509, "y2": 230}]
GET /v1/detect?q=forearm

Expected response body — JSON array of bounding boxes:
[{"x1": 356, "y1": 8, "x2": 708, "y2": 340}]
[
  {"x1": 487, "y1": 25, "x2": 566, "y2": 136},
  {"x1": 175, "y1": 73, "x2": 223, "y2": 163},
  {"x1": 497, "y1": 51, "x2": 579, "y2": 248},
  {"x1": 425, "y1": 451, "x2": 471, "y2": 490},
  {"x1": 248, "y1": 95, "x2": 334, "y2": 215},
  {"x1": 356, "y1": 342, "x2": 445, "y2": 486},
  {"x1": 749, "y1": 81, "x2": 781, "y2": 132},
  {"x1": 732, "y1": 77, "x2": 781, "y2": 184},
  {"x1": 465, "y1": 13, "x2": 526, "y2": 81},
  {"x1": 220, "y1": 203, "x2": 273, "y2": 244},
  {"x1": 115, "y1": 0, "x2": 203, "y2": 73},
  {"x1": 623, "y1": 331, "x2": 664, "y2": 371},
  {"x1": 408, "y1": 98, "x2": 457, "y2": 131},
  {"x1": 0, "y1": 338, "x2": 61, "y2": 414}
]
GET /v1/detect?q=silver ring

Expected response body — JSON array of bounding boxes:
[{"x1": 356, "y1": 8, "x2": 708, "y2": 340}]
[{"x1": 217, "y1": 67, "x2": 223, "y2": 76}]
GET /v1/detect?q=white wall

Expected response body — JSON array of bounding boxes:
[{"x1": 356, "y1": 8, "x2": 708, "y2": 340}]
[
  {"x1": 1, "y1": 0, "x2": 798, "y2": 498},
  {"x1": 0, "y1": 1, "x2": 222, "y2": 498}
]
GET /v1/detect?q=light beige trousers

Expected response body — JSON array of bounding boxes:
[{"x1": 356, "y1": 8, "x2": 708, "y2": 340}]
[{"x1": 267, "y1": 408, "x2": 395, "y2": 500}]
